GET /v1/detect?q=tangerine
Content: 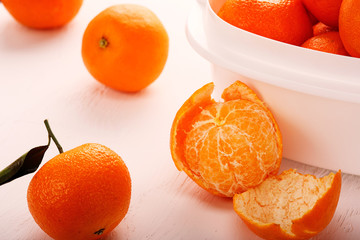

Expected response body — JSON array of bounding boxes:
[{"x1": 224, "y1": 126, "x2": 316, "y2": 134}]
[
  {"x1": 233, "y1": 169, "x2": 341, "y2": 240},
  {"x1": 305, "y1": 9, "x2": 319, "y2": 25},
  {"x1": 302, "y1": 0, "x2": 342, "y2": 27},
  {"x1": 81, "y1": 4, "x2": 169, "y2": 92},
  {"x1": 217, "y1": 0, "x2": 313, "y2": 46},
  {"x1": 2, "y1": 0, "x2": 83, "y2": 29},
  {"x1": 170, "y1": 81, "x2": 282, "y2": 197},
  {"x1": 339, "y1": 0, "x2": 360, "y2": 57},
  {"x1": 301, "y1": 31, "x2": 349, "y2": 56},
  {"x1": 27, "y1": 143, "x2": 131, "y2": 240},
  {"x1": 312, "y1": 22, "x2": 338, "y2": 36}
]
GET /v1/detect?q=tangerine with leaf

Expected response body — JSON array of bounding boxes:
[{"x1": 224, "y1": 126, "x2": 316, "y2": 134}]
[{"x1": 27, "y1": 121, "x2": 131, "y2": 240}]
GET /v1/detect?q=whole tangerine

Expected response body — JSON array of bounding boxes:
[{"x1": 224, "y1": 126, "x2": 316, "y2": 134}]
[
  {"x1": 301, "y1": 31, "x2": 349, "y2": 56},
  {"x1": 217, "y1": 0, "x2": 313, "y2": 46},
  {"x1": 2, "y1": 0, "x2": 83, "y2": 29},
  {"x1": 27, "y1": 143, "x2": 131, "y2": 240},
  {"x1": 81, "y1": 4, "x2": 169, "y2": 92},
  {"x1": 170, "y1": 81, "x2": 283, "y2": 197},
  {"x1": 339, "y1": 0, "x2": 360, "y2": 57}
]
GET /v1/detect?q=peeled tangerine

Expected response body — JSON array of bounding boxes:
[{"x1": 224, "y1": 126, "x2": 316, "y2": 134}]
[
  {"x1": 234, "y1": 169, "x2": 342, "y2": 240},
  {"x1": 170, "y1": 81, "x2": 282, "y2": 197}
]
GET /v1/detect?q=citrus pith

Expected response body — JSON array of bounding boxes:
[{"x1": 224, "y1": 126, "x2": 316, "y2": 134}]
[{"x1": 170, "y1": 81, "x2": 282, "y2": 197}]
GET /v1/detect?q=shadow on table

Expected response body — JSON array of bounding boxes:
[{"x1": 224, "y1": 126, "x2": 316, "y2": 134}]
[
  {"x1": 66, "y1": 79, "x2": 159, "y2": 127},
  {"x1": 0, "y1": 20, "x2": 72, "y2": 50}
]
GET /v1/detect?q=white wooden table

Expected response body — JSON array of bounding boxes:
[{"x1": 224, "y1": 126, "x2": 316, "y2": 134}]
[{"x1": 0, "y1": 0, "x2": 359, "y2": 239}]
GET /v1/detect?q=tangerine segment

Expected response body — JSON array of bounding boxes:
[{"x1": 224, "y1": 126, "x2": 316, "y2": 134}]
[
  {"x1": 233, "y1": 169, "x2": 342, "y2": 240},
  {"x1": 170, "y1": 81, "x2": 282, "y2": 197}
]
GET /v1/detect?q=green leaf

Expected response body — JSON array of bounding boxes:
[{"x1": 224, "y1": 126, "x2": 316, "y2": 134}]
[
  {"x1": 0, "y1": 139, "x2": 50, "y2": 186},
  {"x1": 0, "y1": 119, "x2": 63, "y2": 186}
]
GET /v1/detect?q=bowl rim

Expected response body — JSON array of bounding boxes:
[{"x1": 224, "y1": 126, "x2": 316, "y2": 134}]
[{"x1": 186, "y1": 0, "x2": 360, "y2": 104}]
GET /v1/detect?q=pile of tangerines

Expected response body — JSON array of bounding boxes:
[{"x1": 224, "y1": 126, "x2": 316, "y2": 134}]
[
  {"x1": 218, "y1": 0, "x2": 360, "y2": 57},
  {"x1": 0, "y1": 0, "x2": 346, "y2": 239}
]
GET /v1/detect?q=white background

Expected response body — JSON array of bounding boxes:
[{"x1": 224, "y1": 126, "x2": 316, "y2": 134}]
[{"x1": 0, "y1": 0, "x2": 359, "y2": 239}]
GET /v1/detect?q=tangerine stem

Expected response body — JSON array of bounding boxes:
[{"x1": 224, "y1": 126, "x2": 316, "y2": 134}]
[
  {"x1": 44, "y1": 119, "x2": 64, "y2": 154},
  {"x1": 99, "y1": 37, "x2": 108, "y2": 49}
]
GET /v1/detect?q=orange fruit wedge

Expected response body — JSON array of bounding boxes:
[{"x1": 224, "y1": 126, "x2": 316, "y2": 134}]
[
  {"x1": 170, "y1": 81, "x2": 282, "y2": 197},
  {"x1": 233, "y1": 169, "x2": 342, "y2": 240}
]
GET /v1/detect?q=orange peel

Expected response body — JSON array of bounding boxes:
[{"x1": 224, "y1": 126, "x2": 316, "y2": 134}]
[{"x1": 233, "y1": 169, "x2": 342, "y2": 240}]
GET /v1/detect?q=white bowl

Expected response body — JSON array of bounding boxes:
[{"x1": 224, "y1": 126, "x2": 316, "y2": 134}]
[{"x1": 186, "y1": 0, "x2": 360, "y2": 175}]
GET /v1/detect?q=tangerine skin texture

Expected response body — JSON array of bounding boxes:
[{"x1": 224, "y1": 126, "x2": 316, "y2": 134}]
[
  {"x1": 339, "y1": 0, "x2": 360, "y2": 57},
  {"x1": 27, "y1": 143, "x2": 131, "y2": 240},
  {"x1": 301, "y1": 32, "x2": 349, "y2": 56},
  {"x1": 217, "y1": 0, "x2": 313, "y2": 46},
  {"x1": 2, "y1": 0, "x2": 83, "y2": 29},
  {"x1": 81, "y1": 4, "x2": 169, "y2": 92},
  {"x1": 312, "y1": 22, "x2": 338, "y2": 36},
  {"x1": 170, "y1": 81, "x2": 282, "y2": 197},
  {"x1": 302, "y1": 0, "x2": 343, "y2": 27}
]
